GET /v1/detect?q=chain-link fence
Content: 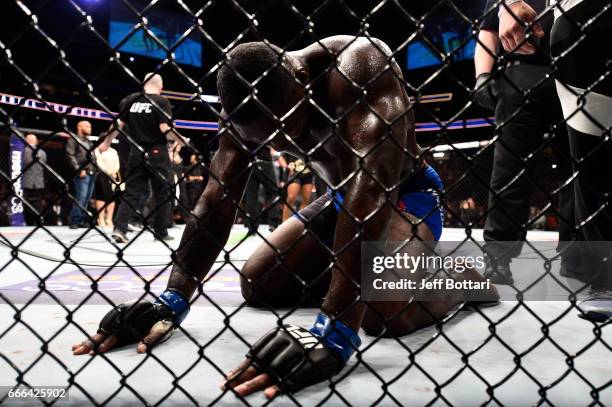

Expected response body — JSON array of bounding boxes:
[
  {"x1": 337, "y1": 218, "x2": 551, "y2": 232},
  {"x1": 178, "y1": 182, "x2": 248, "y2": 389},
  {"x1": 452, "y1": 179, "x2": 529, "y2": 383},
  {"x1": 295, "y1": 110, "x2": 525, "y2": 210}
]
[{"x1": 0, "y1": 0, "x2": 611, "y2": 405}]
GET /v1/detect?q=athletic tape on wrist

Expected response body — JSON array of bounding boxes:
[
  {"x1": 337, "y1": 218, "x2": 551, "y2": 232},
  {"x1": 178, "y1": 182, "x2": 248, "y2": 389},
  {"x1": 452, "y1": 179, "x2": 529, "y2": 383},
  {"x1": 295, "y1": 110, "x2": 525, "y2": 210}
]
[
  {"x1": 309, "y1": 313, "x2": 361, "y2": 363},
  {"x1": 156, "y1": 289, "x2": 190, "y2": 325}
]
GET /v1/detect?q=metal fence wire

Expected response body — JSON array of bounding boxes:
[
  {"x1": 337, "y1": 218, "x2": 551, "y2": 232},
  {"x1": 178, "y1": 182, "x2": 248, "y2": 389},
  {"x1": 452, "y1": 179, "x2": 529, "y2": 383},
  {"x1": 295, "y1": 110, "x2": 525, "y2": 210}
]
[{"x1": 0, "y1": 0, "x2": 611, "y2": 405}]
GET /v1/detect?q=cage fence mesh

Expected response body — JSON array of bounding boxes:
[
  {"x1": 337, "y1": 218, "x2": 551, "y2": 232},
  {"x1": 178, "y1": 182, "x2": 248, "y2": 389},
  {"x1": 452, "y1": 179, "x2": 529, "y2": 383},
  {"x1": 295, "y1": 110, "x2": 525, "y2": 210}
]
[{"x1": 0, "y1": 0, "x2": 611, "y2": 405}]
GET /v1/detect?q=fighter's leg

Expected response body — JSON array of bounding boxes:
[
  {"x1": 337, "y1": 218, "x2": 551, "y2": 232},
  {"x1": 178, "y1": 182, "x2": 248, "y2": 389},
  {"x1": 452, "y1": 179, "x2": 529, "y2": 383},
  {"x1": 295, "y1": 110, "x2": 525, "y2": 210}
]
[
  {"x1": 362, "y1": 211, "x2": 497, "y2": 338},
  {"x1": 240, "y1": 193, "x2": 337, "y2": 307}
]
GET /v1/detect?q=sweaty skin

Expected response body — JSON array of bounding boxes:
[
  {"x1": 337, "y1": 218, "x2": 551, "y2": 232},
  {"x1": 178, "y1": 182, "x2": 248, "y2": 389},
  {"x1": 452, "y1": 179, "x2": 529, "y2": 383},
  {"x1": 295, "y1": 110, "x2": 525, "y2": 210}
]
[
  {"x1": 71, "y1": 34, "x2": 420, "y2": 385},
  {"x1": 170, "y1": 36, "x2": 417, "y2": 328}
]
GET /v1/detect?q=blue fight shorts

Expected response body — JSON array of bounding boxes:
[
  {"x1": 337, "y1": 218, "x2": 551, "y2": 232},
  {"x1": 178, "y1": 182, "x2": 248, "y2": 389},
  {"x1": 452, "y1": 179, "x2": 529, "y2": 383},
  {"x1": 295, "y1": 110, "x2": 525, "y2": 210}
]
[{"x1": 294, "y1": 165, "x2": 444, "y2": 243}]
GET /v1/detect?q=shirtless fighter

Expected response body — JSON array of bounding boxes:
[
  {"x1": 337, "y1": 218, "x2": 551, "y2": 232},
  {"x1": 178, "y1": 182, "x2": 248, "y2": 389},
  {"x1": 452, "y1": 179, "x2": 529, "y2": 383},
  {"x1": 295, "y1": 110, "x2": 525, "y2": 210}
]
[{"x1": 72, "y1": 36, "x2": 495, "y2": 399}]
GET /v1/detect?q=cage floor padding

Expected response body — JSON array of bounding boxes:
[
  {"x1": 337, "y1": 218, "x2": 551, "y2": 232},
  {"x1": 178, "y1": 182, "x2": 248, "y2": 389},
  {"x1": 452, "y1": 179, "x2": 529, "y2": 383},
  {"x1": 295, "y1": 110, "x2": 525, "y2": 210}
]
[{"x1": 0, "y1": 226, "x2": 610, "y2": 406}]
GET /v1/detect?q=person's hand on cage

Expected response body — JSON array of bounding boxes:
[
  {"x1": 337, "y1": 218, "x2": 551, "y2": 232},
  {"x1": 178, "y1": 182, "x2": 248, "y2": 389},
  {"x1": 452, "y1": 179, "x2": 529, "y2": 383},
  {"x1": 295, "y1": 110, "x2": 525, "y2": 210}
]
[
  {"x1": 71, "y1": 289, "x2": 190, "y2": 355},
  {"x1": 221, "y1": 313, "x2": 360, "y2": 399},
  {"x1": 498, "y1": 0, "x2": 544, "y2": 54}
]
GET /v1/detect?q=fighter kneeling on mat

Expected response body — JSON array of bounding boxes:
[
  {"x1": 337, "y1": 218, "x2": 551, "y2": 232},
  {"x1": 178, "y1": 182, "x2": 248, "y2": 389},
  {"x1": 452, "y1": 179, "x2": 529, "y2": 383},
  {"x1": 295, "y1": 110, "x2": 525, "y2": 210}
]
[{"x1": 72, "y1": 36, "x2": 498, "y2": 398}]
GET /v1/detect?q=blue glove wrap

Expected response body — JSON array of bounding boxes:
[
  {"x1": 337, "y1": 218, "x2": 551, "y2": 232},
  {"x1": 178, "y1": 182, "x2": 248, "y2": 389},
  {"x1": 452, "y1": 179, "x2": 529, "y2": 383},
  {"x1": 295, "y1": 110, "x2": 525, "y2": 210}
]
[
  {"x1": 309, "y1": 313, "x2": 361, "y2": 363},
  {"x1": 155, "y1": 289, "x2": 190, "y2": 325}
]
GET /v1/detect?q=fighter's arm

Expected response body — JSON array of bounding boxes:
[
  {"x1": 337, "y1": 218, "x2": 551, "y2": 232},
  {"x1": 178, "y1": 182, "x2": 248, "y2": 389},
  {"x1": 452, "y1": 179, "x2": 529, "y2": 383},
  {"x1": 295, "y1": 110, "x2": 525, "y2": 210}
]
[
  {"x1": 223, "y1": 47, "x2": 414, "y2": 398},
  {"x1": 167, "y1": 126, "x2": 252, "y2": 299},
  {"x1": 72, "y1": 123, "x2": 251, "y2": 355},
  {"x1": 324, "y1": 99, "x2": 411, "y2": 330}
]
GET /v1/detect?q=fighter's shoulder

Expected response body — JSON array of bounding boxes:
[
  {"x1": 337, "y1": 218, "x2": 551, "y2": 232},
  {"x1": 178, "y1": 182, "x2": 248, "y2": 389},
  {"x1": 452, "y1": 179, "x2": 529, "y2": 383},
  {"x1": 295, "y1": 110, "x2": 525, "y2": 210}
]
[{"x1": 334, "y1": 37, "x2": 395, "y2": 83}]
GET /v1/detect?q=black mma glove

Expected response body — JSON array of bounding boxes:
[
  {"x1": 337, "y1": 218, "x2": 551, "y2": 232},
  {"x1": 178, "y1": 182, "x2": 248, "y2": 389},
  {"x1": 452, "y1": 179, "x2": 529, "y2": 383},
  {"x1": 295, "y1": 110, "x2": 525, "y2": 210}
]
[
  {"x1": 246, "y1": 313, "x2": 361, "y2": 394},
  {"x1": 97, "y1": 289, "x2": 190, "y2": 347},
  {"x1": 473, "y1": 73, "x2": 499, "y2": 111}
]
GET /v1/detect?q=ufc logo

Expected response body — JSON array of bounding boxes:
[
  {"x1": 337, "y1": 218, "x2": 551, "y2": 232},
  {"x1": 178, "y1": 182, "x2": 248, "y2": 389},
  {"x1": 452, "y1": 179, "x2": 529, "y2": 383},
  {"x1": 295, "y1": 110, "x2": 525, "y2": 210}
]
[
  {"x1": 286, "y1": 326, "x2": 323, "y2": 350},
  {"x1": 130, "y1": 102, "x2": 152, "y2": 113}
]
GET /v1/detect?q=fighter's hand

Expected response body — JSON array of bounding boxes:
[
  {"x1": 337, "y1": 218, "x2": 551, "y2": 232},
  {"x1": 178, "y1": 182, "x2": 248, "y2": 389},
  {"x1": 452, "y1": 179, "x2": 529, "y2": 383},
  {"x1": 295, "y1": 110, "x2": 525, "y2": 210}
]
[
  {"x1": 499, "y1": 0, "x2": 544, "y2": 55},
  {"x1": 72, "y1": 290, "x2": 190, "y2": 355},
  {"x1": 221, "y1": 314, "x2": 361, "y2": 399}
]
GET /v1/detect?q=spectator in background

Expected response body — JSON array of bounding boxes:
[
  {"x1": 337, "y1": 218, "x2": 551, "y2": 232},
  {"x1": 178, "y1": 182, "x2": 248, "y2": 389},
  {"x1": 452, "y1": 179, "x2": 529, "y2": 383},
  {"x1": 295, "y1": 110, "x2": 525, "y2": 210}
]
[
  {"x1": 459, "y1": 198, "x2": 481, "y2": 225},
  {"x1": 66, "y1": 121, "x2": 95, "y2": 229},
  {"x1": 184, "y1": 153, "x2": 207, "y2": 211},
  {"x1": 93, "y1": 146, "x2": 120, "y2": 228},
  {"x1": 243, "y1": 146, "x2": 280, "y2": 235},
  {"x1": 529, "y1": 206, "x2": 547, "y2": 230},
  {"x1": 22, "y1": 133, "x2": 47, "y2": 226},
  {"x1": 282, "y1": 154, "x2": 314, "y2": 221},
  {"x1": 169, "y1": 141, "x2": 188, "y2": 224}
]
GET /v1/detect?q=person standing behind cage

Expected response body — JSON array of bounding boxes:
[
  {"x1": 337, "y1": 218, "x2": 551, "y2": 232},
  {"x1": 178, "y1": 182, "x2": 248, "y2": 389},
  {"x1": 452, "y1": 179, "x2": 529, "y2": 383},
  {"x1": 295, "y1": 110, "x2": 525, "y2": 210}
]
[
  {"x1": 22, "y1": 133, "x2": 47, "y2": 226},
  {"x1": 93, "y1": 146, "x2": 120, "y2": 229},
  {"x1": 473, "y1": 0, "x2": 574, "y2": 285},
  {"x1": 243, "y1": 146, "x2": 281, "y2": 235},
  {"x1": 65, "y1": 121, "x2": 96, "y2": 229},
  {"x1": 183, "y1": 153, "x2": 207, "y2": 211},
  {"x1": 281, "y1": 154, "x2": 314, "y2": 221},
  {"x1": 497, "y1": 0, "x2": 612, "y2": 321},
  {"x1": 169, "y1": 141, "x2": 188, "y2": 225},
  {"x1": 99, "y1": 73, "x2": 186, "y2": 243}
]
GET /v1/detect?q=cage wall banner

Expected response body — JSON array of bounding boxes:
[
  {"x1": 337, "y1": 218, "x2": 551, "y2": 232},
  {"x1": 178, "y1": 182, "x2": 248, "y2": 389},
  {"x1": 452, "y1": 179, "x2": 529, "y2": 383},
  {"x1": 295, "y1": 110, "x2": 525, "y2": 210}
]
[{"x1": 9, "y1": 133, "x2": 26, "y2": 226}]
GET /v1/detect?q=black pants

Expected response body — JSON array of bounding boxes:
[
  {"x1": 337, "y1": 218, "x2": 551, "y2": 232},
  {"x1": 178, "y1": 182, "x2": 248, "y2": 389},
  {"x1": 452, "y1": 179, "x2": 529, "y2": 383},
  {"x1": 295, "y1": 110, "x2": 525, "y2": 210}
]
[
  {"x1": 551, "y1": 1, "x2": 612, "y2": 289},
  {"x1": 170, "y1": 164, "x2": 189, "y2": 222},
  {"x1": 484, "y1": 63, "x2": 574, "y2": 259},
  {"x1": 115, "y1": 145, "x2": 172, "y2": 236},
  {"x1": 244, "y1": 159, "x2": 280, "y2": 231},
  {"x1": 23, "y1": 188, "x2": 44, "y2": 226},
  {"x1": 186, "y1": 184, "x2": 204, "y2": 211}
]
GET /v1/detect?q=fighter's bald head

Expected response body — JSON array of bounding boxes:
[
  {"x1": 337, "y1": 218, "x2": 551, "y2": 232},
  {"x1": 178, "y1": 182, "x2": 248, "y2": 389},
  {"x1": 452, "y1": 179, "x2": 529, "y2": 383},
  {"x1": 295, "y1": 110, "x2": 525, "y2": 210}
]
[{"x1": 144, "y1": 73, "x2": 163, "y2": 94}]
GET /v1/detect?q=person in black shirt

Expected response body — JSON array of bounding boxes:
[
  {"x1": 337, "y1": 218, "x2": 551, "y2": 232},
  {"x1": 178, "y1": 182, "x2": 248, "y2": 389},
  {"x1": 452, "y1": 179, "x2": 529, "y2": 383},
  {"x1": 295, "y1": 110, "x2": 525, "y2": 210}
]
[
  {"x1": 474, "y1": 0, "x2": 574, "y2": 284},
  {"x1": 243, "y1": 146, "x2": 281, "y2": 234},
  {"x1": 99, "y1": 73, "x2": 185, "y2": 243},
  {"x1": 497, "y1": 0, "x2": 612, "y2": 323},
  {"x1": 184, "y1": 153, "x2": 207, "y2": 210}
]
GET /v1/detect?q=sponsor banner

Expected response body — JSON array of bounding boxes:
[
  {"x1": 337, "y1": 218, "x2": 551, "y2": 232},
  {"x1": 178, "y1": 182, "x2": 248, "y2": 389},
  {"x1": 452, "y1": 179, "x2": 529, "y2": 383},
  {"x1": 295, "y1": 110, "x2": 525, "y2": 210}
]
[
  {"x1": 0, "y1": 91, "x2": 494, "y2": 134},
  {"x1": 8, "y1": 134, "x2": 25, "y2": 226}
]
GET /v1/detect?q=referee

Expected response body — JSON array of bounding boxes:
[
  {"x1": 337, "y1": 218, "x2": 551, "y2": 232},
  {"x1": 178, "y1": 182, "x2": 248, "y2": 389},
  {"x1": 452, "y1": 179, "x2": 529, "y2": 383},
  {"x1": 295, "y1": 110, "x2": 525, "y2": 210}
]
[
  {"x1": 498, "y1": 0, "x2": 612, "y2": 321},
  {"x1": 474, "y1": 0, "x2": 574, "y2": 284},
  {"x1": 99, "y1": 73, "x2": 185, "y2": 243}
]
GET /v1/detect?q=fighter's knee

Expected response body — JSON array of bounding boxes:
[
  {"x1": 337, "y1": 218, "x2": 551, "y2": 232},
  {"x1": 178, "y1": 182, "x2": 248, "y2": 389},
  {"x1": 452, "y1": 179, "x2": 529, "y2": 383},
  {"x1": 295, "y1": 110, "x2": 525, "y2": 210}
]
[
  {"x1": 239, "y1": 259, "x2": 265, "y2": 307},
  {"x1": 362, "y1": 306, "x2": 417, "y2": 338},
  {"x1": 362, "y1": 320, "x2": 415, "y2": 338},
  {"x1": 239, "y1": 257, "x2": 283, "y2": 307}
]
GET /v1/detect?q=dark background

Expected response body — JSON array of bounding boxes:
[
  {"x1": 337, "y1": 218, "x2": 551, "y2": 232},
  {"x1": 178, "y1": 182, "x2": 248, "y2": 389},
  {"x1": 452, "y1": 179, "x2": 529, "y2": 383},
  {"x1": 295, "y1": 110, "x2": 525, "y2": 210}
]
[
  {"x1": 0, "y1": 0, "x2": 491, "y2": 141},
  {"x1": 0, "y1": 0, "x2": 561, "y2": 227}
]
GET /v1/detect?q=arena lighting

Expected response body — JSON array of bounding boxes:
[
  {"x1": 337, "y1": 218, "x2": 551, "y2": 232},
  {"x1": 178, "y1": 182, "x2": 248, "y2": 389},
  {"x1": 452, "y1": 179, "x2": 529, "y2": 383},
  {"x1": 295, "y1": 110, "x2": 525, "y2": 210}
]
[{"x1": 431, "y1": 140, "x2": 487, "y2": 152}]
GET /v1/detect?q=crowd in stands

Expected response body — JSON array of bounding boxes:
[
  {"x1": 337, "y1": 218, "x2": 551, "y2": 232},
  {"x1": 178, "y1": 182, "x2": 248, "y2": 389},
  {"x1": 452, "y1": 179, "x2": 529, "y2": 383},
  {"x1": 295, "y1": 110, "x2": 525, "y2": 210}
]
[{"x1": 0, "y1": 123, "x2": 563, "y2": 233}]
